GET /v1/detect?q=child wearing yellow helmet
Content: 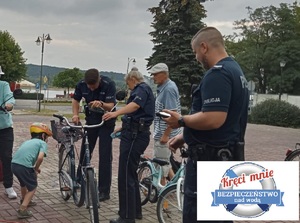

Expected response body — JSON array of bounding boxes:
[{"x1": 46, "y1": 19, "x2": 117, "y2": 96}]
[{"x1": 11, "y1": 122, "x2": 52, "y2": 219}]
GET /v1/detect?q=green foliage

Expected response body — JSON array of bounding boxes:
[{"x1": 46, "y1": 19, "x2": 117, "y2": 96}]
[
  {"x1": 147, "y1": 0, "x2": 206, "y2": 107},
  {"x1": 250, "y1": 99, "x2": 300, "y2": 128},
  {"x1": 0, "y1": 30, "x2": 27, "y2": 82},
  {"x1": 52, "y1": 68, "x2": 84, "y2": 94},
  {"x1": 26, "y1": 64, "x2": 153, "y2": 91},
  {"x1": 226, "y1": 1, "x2": 300, "y2": 95}
]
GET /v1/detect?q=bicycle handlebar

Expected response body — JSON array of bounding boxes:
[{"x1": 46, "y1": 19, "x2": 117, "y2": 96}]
[{"x1": 53, "y1": 114, "x2": 104, "y2": 129}]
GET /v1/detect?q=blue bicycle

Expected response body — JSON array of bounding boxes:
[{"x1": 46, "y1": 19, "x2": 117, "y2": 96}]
[{"x1": 138, "y1": 148, "x2": 188, "y2": 223}]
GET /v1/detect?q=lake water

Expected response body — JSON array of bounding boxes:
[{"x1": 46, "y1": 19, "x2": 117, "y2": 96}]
[{"x1": 24, "y1": 88, "x2": 75, "y2": 99}]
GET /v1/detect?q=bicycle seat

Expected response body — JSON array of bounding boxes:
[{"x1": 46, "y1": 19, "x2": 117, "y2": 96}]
[
  {"x1": 152, "y1": 158, "x2": 169, "y2": 166},
  {"x1": 88, "y1": 105, "x2": 105, "y2": 114}
]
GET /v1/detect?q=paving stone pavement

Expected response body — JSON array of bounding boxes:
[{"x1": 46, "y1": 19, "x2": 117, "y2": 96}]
[{"x1": 0, "y1": 113, "x2": 299, "y2": 223}]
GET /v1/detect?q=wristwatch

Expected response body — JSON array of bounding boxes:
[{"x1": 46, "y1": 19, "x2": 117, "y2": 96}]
[{"x1": 178, "y1": 116, "x2": 186, "y2": 127}]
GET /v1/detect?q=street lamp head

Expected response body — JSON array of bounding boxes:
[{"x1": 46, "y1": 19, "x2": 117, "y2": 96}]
[
  {"x1": 132, "y1": 58, "x2": 136, "y2": 65},
  {"x1": 280, "y1": 60, "x2": 286, "y2": 68},
  {"x1": 35, "y1": 37, "x2": 41, "y2": 46},
  {"x1": 45, "y1": 34, "x2": 52, "y2": 44}
]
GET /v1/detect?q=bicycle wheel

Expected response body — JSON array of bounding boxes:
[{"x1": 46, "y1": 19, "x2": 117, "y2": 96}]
[
  {"x1": 73, "y1": 167, "x2": 85, "y2": 207},
  {"x1": 138, "y1": 162, "x2": 152, "y2": 206},
  {"x1": 58, "y1": 144, "x2": 72, "y2": 201},
  {"x1": 285, "y1": 149, "x2": 300, "y2": 195},
  {"x1": 86, "y1": 169, "x2": 99, "y2": 223},
  {"x1": 285, "y1": 149, "x2": 300, "y2": 161},
  {"x1": 156, "y1": 184, "x2": 183, "y2": 223}
]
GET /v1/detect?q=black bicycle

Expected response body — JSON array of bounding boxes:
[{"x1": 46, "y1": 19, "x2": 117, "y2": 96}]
[
  {"x1": 51, "y1": 114, "x2": 102, "y2": 223},
  {"x1": 51, "y1": 90, "x2": 126, "y2": 223}
]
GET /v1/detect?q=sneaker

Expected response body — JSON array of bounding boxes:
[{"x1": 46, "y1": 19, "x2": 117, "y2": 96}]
[
  {"x1": 5, "y1": 187, "x2": 17, "y2": 199},
  {"x1": 17, "y1": 209, "x2": 33, "y2": 219},
  {"x1": 20, "y1": 199, "x2": 37, "y2": 207}
]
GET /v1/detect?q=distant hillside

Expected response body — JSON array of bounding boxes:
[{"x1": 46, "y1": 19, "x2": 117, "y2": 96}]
[{"x1": 26, "y1": 64, "x2": 155, "y2": 90}]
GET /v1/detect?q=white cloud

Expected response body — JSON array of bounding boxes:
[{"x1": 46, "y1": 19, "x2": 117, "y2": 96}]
[{"x1": 0, "y1": 0, "x2": 296, "y2": 76}]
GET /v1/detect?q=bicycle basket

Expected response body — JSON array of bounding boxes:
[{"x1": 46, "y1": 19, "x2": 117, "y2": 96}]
[{"x1": 50, "y1": 120, "x2": 83, "y2": 143}]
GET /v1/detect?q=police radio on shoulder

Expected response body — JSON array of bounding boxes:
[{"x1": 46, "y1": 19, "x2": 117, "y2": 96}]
[{"x1": 156, "y1": 111, "x2": 171, "y2": 118}]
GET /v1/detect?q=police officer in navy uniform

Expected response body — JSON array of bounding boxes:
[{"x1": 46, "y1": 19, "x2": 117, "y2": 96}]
[
  {"x1": 164, "y1": 27, "x2": 249, "y2": 223},
  {"x1": 72, "y1": 68, "x2": 116, "y2": 202},
  {"x1": 103, "y1": 67, "x2": 155, "y2": 223}
]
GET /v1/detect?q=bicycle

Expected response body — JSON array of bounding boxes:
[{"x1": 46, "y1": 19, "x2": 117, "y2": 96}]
[
  {"x1": 284, "y1": 143, "x2": 300, "y2": 195},
  {"x1": 138, "y1": 147, "x2": 188, "y2": 223},
  {"x1": 51, "y1": 90, "x2": 126, "y2": 223},
  {"x1": 51, "y1": 114, "x2": 102, "y2": 223}
]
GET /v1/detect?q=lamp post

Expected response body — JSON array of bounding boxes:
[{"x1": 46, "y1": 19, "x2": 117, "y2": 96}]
[
  {"x1": 126, "y1": 57, "x2": 136, "y2": 74},
  {"x1": 279, "y1": 60, "x2": 286, "y2": 100},
  {"x1": 35, "y1": 34, "x2": 52, "y2": 112},
  {"x1": 260, "y1": 68, "x2": 264, "y2": 93}
]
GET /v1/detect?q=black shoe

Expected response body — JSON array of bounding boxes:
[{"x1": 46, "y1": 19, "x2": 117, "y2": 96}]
[
  {"x1": 109, "y1": 217, "x2": 135, "y2": 223},
  {"x1": 136, "y1": 213, "x2": 143, "y2": 220},
  {"x1": 99, "y1": 192, "x2": 110, "y2": 202}
]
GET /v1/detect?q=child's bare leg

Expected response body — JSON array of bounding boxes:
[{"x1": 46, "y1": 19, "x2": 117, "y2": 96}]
[
  {"x1": 20, "y1": 189, "x2": 36, "y2": 209},
  {"x1": 20, "y1": 186, "x2": 27, "y2": 200}
]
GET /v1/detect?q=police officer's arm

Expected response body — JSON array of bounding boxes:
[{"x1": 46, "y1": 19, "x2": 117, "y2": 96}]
[
  {"x1": 72, "y1": 99, "x2": 81, "y2": 124},
  {"x1": 72, "y1": 84, "x2": 82, "y2": 124},
  {"x1": 163, "y1": 110, "x2": 226, "y2": 130},
  {"x1": 164, "y1": 70, "x2": 230, "y2": 130},
  {"x1": 168, "y1": 133, "x2": 185, "y2": 153},
  {"x1": 98, "y1": 79, "x2": 116, "y2": 111},
  {"x1": 100, "y1": 101, "x2": 115, "y2": 111},
  {"x1": 102, "y1": 102, "x2": 140, "y2": 121},
  {"x1": 183, "y1": 111, "x2": 227, "y2": 130}
]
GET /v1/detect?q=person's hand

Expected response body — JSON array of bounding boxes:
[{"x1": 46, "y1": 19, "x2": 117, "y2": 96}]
[
  {"x1": 102, "y1": 112, "x2": 117, "y2": 121},
  {"x1": 160, "y1": 135, "x2": 169, "y2": 144},
  {"x1": 34, "y1": 168, "x2": 41, "y2": 177},
  {"x1": 5, "y1": 103, "x2": 13, "y2": 111},
  {"x1": 162, "y1": 109, "x2": 181, "y2": 129},
  {"x1": 72, "y1": 115, "x2": 80, "y2": 125},
  {"x1": 113, "y1": 127, "x2": 122, "y2": 133},
  {"x1": 89, "y1": 100, "x2": 103, "y2": 108},
  {"x1": 168, "y1": 134, "x2": 184, "y2": 153}
]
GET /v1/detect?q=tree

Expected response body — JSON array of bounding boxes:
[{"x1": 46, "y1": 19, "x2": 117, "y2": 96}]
[
  {"x1": 226, "y1": 2, "x2": 300, "y2": 95},
  {"x1": 52, "y1": 68, "x2": 83, "y2": 96},
  {"x1": 147, "y1": 0, "x2": 206, "y2": 106},
  {"x1": 0, "y1": 30, "x2": 27, "y2": 83}
]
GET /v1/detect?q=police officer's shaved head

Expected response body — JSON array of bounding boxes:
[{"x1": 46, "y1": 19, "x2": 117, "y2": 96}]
[
  {"x1": 85, "y1": 68, "x2": 100, "y2": 85},
  {"x1": 191, "y1": 27, "x2": 225, "y2": 48}
]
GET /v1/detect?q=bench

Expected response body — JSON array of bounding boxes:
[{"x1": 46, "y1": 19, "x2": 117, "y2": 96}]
[{"x1": 56, "y1": 94, "x2": 65, "y2": 98}]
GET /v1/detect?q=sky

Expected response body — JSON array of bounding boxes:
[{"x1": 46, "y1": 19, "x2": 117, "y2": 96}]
[{"x1": 0, "y1": 0, "x2": 296, "y2": 76}]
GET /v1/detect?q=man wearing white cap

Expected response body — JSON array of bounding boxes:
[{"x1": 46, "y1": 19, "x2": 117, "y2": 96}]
[{"x1": 149, "y1": 63, "x2": 181, "y2": 185}]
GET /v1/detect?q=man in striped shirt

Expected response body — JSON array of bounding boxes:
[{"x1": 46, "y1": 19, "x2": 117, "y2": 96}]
[{"x1": 149, "y1": 63, "x2": 182, "y2": 185}]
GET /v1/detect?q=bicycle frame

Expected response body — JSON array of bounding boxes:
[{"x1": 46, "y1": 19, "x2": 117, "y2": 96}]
[
  {"x1": 139, "y1": 150, "x2": 186, "y2": 206},
  {"x1": 59, "y1": 141, "x2": 77, "y2": 194}
]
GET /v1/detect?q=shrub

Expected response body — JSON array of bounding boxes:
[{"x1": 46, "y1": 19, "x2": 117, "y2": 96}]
[
  {"x1": 15, "y1": 92, "x2": 44, "y2": 100},
  {"x1": 250, "y1": 99, "x2": 300, "y2": 128}
]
